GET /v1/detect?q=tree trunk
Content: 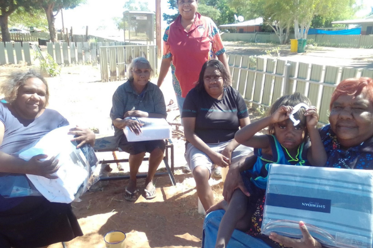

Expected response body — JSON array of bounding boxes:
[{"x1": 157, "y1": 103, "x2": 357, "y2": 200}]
[
  {"x1": 285, "y1": 24, "x2": 290, "y2": 44},
  {"x1": 0, "y1": 14, "x2": 11, "y2": 42},
  {"x1": 44, "y1": 4, "x2": 56, "y2": 42},
  {"x1": 268, "y1": 21, "x2": 285, "y2": 44},
  {"x1": 294, "y1": 19, "x2": 300, "y2": 39}
]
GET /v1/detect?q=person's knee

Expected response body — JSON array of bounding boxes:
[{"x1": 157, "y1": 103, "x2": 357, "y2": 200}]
[
  {"x1": 193, "y1": 166, "x2": 210, "y2": 184},
  {"x1": 151, "y1": 147, "x2": 164, "y2": 158},
  {"x1": 129, "y1": 152, "x2": 146, "y2": 165},
  {"x1": 228, "y1": 189, "x2": 249, "y2": 213}
]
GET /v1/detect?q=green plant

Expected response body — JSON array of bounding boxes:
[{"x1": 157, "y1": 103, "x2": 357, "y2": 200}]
[
  {"x1": 248, "y1": 55, "x2": 257, "y2": 69},
  {"x1": 39, "y1": 54, "x2": 61, "y2": 77},
  {"x1": 264, "y1": 47, "x2": 280, "y2": 57}
]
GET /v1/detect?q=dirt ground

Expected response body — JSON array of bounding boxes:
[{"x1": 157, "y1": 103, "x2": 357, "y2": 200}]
[{"x1": 1, "y1": 42, "x2": 372, "y2": 248}]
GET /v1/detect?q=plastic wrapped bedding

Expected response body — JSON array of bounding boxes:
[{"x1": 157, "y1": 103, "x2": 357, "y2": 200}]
[{"x1": 261, "y1": 164, "x2": 373, "y2": 248}]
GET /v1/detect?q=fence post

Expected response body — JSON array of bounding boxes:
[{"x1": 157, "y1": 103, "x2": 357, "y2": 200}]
[
  {"x1": 77, "y1": 42, "x2": 83, "y2": 64},
  {"x1": 283, "y1": 63, "x2": 291, "y2": 95},
  {"x1": 47, "y1": 42, "x2": 54, "y2": 60},
  {"x1": 62, "y1": 42, "x2": 69, "y2": 66},
  {"x1": 23, "y1": 42, "x2": 31, "y2": 65},
  {"x1": 14, "y1": 42, "x2": 23, "y2": 64},
  {"x1": 55, "y1": 42, "x2": 62, "y2": 65},
  {"x1": 6, "y1": 42, "x2": 15, "y2": 64},
  {"x1": 100, "y1": 47, "x2": 108, "y2": 82},
  {"x1": 0, "y1": 43, "x2": 6, "y2": 65}
]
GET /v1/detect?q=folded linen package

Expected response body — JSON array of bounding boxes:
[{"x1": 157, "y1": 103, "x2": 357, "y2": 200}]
[
  {"x1": 123, "y1": 117, "x2": 171, "y2": 142},
  {"x1": 261, "y1": 164, "x2": 373, "y2": 248}
]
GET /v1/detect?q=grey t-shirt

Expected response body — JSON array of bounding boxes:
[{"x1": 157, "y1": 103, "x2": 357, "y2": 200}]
[
  {"x1": 0, "y1": 102, "x2": 69, "y2": 211},
  {"x1": 110, "y1": 80, "x2": 167, "y2": 144}
]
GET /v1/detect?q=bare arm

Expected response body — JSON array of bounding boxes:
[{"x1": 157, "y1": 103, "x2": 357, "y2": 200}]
[
  {"x1": 0, "y1": 121, "x2": 59, "y2": 178},
  {"x1": 235, "y1": 116, "x2": 272, "y2": 148},
  {"x1": 221, "y1": 117, "x2": 251, "y2": 163},
  {"x1": 217, "y1": 53, "x2": 231, "y2": 84},
  {"x1": 157, "y1": 57, "x2": 172, "y2": 88},
  {"x1": 305, "y1": 107, "x2": 327, "y2": 166},
  {"x1": 183, "y1": 117, "x2": 230, "y2": 167}
]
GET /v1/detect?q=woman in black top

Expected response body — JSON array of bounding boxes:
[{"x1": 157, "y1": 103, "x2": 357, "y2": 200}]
[{"x1": 182, "y1": 60, "x2": 252, "y2": 211}]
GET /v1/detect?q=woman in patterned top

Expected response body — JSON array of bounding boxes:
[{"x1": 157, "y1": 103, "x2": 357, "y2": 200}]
[
  {"x1": 203, "y1": 77, "x2": 373, "y2": 248},
  {"x1": 157, "y1": 0, "x2": 229, "y2": 112}
]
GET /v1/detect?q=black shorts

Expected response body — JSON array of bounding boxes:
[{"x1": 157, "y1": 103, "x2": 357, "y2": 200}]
[
  {"x1": 0, "y1": 197, "x2": 82, "y2": 248},
  {"x1": 119, "y1": 136, "x2": 165, "y2": 155}
]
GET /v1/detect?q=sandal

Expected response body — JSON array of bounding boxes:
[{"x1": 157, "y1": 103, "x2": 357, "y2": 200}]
[
  {"x1": 143, "y1": 187, "x2": 156, "y2": 200},
  {"x1": 124, "y1": 188, "x2": 139, "y2": 202}
]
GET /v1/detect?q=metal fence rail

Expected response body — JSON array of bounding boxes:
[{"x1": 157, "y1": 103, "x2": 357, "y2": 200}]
[
  {"x1": 228, "y1": 55, "x2": 373, "y2": 124},
  {"x1": 222, "y1": 33, "x2": 373, "y2": 48}
]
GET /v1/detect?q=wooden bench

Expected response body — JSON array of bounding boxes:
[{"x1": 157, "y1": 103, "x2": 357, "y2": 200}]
[{"x1": 94, "y1": 135, "x2": 176, "y2": 185}]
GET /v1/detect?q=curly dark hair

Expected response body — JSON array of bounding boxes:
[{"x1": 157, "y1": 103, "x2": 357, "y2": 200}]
[
  {"x1": 0, "y1": 70, "x2": 49, "y2": 106},
  {"x1": 268, "y1": 92, "x2": 312, "y2": 135},
  {"x1": 194, "y1": 59, "x2": 231, "y2": 92}
]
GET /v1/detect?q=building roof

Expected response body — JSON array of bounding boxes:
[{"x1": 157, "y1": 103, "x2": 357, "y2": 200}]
[
  {"x1": 123, "y1": 11, "x2": 154, "y2": 15},
  {"x1": 219, "y1": 17, "x2": 263, "y2": 28},
  {"x1": 332, "y1": 15, "x2": 373, "y2": 25}
]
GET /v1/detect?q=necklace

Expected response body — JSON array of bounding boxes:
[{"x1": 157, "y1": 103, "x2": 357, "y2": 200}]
[{"x1": 281, "y1": 145, "x2": 306, "y2": 165}]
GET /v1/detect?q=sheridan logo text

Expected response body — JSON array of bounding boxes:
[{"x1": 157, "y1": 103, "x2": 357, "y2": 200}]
[
  {"x1": 266, "y1": 193, "x2": 331, "y2": 213},
  {"x1": 302, "y1": 202, "x2": 326, "y2": 209}
]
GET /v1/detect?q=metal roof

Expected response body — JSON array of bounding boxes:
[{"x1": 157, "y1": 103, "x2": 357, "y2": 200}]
[
  {"x1": 219, "y1": 17, "x2": 263, "y2": 28},
  {"x1": 332, "y1": 16, "x2": 373, "y2": 25},
  {"x1": 123, "y1": 11, "x2": 155, "y2": 15}
]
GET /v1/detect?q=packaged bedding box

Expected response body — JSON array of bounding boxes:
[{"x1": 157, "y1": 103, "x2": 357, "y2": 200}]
[
  {"x1": 123, "y1": 117, "x2": 171, "y2": 142},
  {"x1": 261, "y1": 164, "x2": 373, "y2": 248}
]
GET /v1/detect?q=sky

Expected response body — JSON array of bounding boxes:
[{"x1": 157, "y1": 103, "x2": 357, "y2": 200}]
[
  {"x1": 54, "y1": 0, "x2": 176, "y2": 35},
  {"x1": 55, "y1": 0, "x2": 373, "y2": 35}
]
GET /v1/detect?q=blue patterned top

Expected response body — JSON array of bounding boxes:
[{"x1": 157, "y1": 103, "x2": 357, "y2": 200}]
[{"x1": 320, "y1": 124, "x2": 373, "y2": 170}]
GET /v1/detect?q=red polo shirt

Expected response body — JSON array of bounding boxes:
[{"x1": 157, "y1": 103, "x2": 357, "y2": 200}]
[{"x1": 163, "y1": 13, "x2": 225, "y2": 98}]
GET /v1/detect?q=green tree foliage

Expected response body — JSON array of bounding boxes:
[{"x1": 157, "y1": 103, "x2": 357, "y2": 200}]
[
  {"x1": 9, "y1": 7, "x2": 47, "y2": 30},
  {"x1": 123, "y1": 0, "x2": 150, "y2": 11},
  {"x1": 0, "y1": 0, "x2": 33, "y2": 41},
  {"x1": 228, "y1": 0, "x2": 359, "y2": 42},
  {"x1": 163, "y1": 0, "x2": 239, "y2": 26},
  {"x1": 162, "y1": 0, "x2": 178, "y2": 24},
  {"x1": 198, "y1": 3, "x2": 220, "y2": 23},
  {"x1": 29, "y1": 0, "x2": 86, "y2": 42},
  {"x1": 113, "y1": 0, "x2": 151, "y2": 32}
]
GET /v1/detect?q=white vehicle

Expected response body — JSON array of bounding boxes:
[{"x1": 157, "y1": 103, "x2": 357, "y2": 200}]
[{"x1": 9, "y1": 28, "x2": 30, "y2": 34}]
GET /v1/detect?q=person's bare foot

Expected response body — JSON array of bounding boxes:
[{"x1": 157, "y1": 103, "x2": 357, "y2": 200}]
[{"x1": 206, "y1": 199, "x2": 228, "y2": 214}]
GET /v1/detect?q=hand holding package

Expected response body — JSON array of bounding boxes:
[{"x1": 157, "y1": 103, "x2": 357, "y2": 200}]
[
  {"x1": 262, "y1": 164, "x2": 373, "y2": 248},
  {"x1": 123, "y1": 117, "x2": 171, "y2": 142},
  {"x1": 18, "y1": 125, "x2": 98, "y2": 203}
]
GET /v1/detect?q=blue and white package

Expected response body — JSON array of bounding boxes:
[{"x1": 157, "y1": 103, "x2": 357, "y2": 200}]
[{"x1": 261, "y1": 164, "x2": 373, "y2": 248}]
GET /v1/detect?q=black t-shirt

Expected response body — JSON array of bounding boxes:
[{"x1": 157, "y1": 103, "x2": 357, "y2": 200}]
[{"x1": 182, "y1": 86, "x2": 249, "y2": 143}]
